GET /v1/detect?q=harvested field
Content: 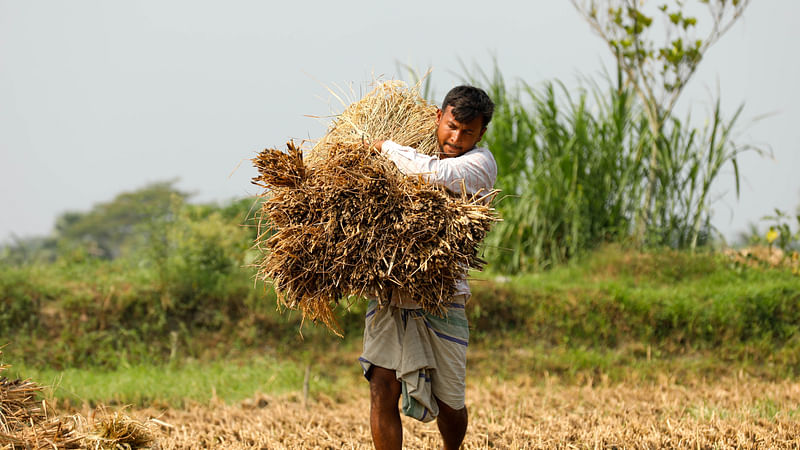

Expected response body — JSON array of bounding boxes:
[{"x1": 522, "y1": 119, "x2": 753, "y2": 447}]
[{"x1": 107, "y1": 376, "x2": 800, "y2": 449}]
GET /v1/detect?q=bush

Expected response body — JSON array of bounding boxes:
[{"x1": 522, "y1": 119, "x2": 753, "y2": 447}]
[
  {"x1": 152, "y1": 211, "x2": 252, "y2": 328},
  {"x1": 0, "y1": 267, "x2": 41, "y2": 332}
]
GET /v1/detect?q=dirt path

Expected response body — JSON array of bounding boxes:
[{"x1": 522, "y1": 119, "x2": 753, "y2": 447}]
[{"x1": 132, "y1": 375, "x2": 800, "y2": 449}]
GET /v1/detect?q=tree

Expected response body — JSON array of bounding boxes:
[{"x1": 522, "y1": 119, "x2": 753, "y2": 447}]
[
  {"x1": 571, "y1": 0, "x2": 751, "y2": 246},
  {"x1": 0, "y1": 234, "x2": 59, "y2": 265},
  {"x1": 56, "y1": 180, "x2": 188, "y2": 259}
]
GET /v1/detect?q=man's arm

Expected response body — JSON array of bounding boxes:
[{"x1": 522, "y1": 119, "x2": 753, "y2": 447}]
[
  {"x1": 375, "y1": 140, "x2": 497, "y2": 197},
  {"x1": 371, "y1": 140, "x2": 386, "y2": 152}
]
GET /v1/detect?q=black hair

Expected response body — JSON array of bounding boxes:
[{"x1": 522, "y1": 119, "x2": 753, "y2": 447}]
[{"x1": 441, "y1": 85, "x2": 495, "y2": 128}]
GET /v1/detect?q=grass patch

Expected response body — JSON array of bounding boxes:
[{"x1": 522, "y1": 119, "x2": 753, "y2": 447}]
[
  {"x1": 470, "y1": 245, "x2": 800, "y2": 372},
  {"x1": 6, "y1": 355, "x2": 357, "y2": 409}
]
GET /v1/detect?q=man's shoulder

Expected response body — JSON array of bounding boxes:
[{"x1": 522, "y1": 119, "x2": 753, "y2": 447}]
[
  {"x1": 463, "y1": 146, "x2": 497, "y2": 166},
  {"x1": 474, "y1": 145, "x2": 493, "y2": 155},
  {"x1": 464, "y1": 145, "x2": 493, "y2": 156}
]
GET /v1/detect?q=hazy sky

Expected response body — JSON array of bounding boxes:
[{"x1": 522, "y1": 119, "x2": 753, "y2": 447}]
[{"x1": 1, "y1": 1, "x2": 798, "y2": 244}]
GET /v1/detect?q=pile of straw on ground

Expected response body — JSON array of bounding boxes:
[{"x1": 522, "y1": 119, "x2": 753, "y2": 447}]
[
  {"x1": 0, "y1": 357, "x2": 154, "y2": 449},
  {"x1": 80, "y1": 407, "x2": 155, "y2": 450},
  {"x1": 252, "y1": 80, "x2": 498, "y2": 334},
  {"x1": 0, "y1": 360, "x2": 81, "y2": 449}
]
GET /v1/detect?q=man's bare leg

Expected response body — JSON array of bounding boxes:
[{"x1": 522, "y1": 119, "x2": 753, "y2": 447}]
[
  {"x1": 436, "y1": 396, "x2": 467, "y2": 450},
  {"x1": 368, "y1": 366, "x2": 402, "y2": 450}
]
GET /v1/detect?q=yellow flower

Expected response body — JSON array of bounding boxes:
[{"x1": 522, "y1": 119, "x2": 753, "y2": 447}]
[{"x1": 766, "y1": 227, "x2": 779, "y2": 245}]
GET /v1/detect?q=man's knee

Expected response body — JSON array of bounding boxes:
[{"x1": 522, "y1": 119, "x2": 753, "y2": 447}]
[
  {"x1": 368, "y1": 366, "x2": 401, "y2": 405},
  {"x1": 436, "y1": 396, "x2": 468, "y2": 424},
  {"x1": 435, "y1": 397, "x2": 468, "y2": 449}
]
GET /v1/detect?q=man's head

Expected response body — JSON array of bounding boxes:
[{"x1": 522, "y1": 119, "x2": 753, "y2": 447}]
[{"x1": 436, "y1": 85, "x2": 494, "y2": 159}]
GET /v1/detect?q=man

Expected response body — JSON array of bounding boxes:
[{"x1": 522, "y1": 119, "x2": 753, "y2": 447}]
[{"x1": 359, "y1": 85, "x2": 496, "y2": 450}]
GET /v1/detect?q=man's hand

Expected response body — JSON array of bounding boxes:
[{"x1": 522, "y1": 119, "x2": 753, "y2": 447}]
[{"x1": 371, "y1": 140, "x2": 386, "y2": 154}]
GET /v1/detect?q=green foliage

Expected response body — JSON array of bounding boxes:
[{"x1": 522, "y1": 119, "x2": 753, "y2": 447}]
[
  {"x1": 0, "y1": 267, "x2": 42, "y2": 332},
  {"x1": 761, "y1": 208, "x2": 800, "y2": 253},
  {"x1": 55, "y1": 180, "x2": 189, "y2": 260},
  {"x1": 0, "y1": 180, "x2": 190, "y2": 265},
  {"x1": 468, "y1": 65, "x2": 748, "y2": 272},
  {"x1": 144, "y1": 209, "x2": 252, "y2": 329},
  {"x1": 476, "y1": 68, "x2": 643, "y2": 271},
  {"x1": 646, "y1": 98, "x2": 756, "y2": 248},
  {"x1": 573, "y1": 0, "x2": 752, "y2": 244},
  {"x1": 589, "y1": 1, "x2": 707, "y2": 93},
  {"x1": 5, "y1": 242, "x2": 799, "y2": 377},
  {"x1": 0, "y1": 185, "x2": 283, "y2": 368},
  {"x1": 577, "y1": 0, "x2": 750, "y2": 99}
]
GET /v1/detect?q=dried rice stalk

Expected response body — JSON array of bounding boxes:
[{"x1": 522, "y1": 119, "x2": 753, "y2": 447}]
[
  {"x1": 0, "y1": 356, "x2": 81, "y2": 449},
  {"x1": 0, "y1": 375, "x2": 47, "y2": 431},
  {"x1": 0, "y1": 355, "x2": 157, "y2": 449},
  {"x1": 82, "y1": 407, "x2": 155, "y2": 450},
  {"x1": 0, "y1": 417, "x2": 81, "y2": 450},
  {"x1": 305, "y1": 79, "x2": 439, "y2": 166},
  {"x1": 724, "y1": 245, "x2": 800, "y2": 274},
  {"x1": 252, "y1": 80, "x2": 498, "y2": 335}
]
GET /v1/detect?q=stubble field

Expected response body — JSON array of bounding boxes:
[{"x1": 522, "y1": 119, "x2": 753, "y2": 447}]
[{"x1": 124, "y1": 374, "x2": 800, "y2": 449}]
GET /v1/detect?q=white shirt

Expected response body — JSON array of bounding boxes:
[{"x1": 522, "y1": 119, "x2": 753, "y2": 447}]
[
  {"x1": 379, "y1": 140, "x2": 497, "y2": 305},
  {"x1": 381, "y1": 140, "x2": 498, "y2": 198}
]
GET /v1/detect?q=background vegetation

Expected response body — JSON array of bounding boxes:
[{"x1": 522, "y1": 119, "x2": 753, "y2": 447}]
[{"x1": 474, "y1": 66, "x2": 760, "y2": 273}]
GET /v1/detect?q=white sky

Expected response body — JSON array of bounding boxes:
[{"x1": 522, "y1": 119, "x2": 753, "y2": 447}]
[{"x1": 1, "y1": 0, "x2": 798, "y2": 244}]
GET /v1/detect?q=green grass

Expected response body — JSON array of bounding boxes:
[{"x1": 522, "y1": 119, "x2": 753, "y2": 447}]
[
  {"x1": 8, "y1": 341, "x2": 789, "y2": 409},
  {"x1": 6, "y1": 354, "x2": 358, "y2": 408}
]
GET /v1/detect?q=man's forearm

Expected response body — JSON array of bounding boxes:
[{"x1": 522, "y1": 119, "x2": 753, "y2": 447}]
[{"x1": 376, "y1": 140, "x2": 495, "y2": 196}]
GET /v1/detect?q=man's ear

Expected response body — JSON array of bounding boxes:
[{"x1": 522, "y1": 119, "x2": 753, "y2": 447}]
[
  {"x1": 478, "y1": 126, "x2": 487, "y2": 141},
  {"x1": 435, "y1": 108, "x2": 442, "y2": 125}
]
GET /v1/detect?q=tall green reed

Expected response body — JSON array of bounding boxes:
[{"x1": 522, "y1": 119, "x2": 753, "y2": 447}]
[
  {"x1": 473, "y1": 67, "x2": 644, "y2": 272},
  {"x1": 469, "y1": 67, "x2": 752, "y2": 273},
  {"x1": 646, "y1": 99, "x2": 755, "y2": 249}
]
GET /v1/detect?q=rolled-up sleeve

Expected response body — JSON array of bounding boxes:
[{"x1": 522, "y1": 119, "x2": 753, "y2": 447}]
[{"x1": 381, "y1": 140, "x2": 497, "y2": 196}]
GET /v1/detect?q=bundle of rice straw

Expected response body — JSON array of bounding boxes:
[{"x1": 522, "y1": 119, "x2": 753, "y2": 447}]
[
  {"x1": 306, "y1": 80, "x2": 440, "y2": 165},
  {"x1": 251, "y1": 80, "x2": 498, "y2": 335}
]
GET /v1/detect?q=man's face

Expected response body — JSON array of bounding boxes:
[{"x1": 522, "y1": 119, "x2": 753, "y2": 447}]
[{"x1": 435, "y1": 105, "x2": 487, "y2": 159}]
